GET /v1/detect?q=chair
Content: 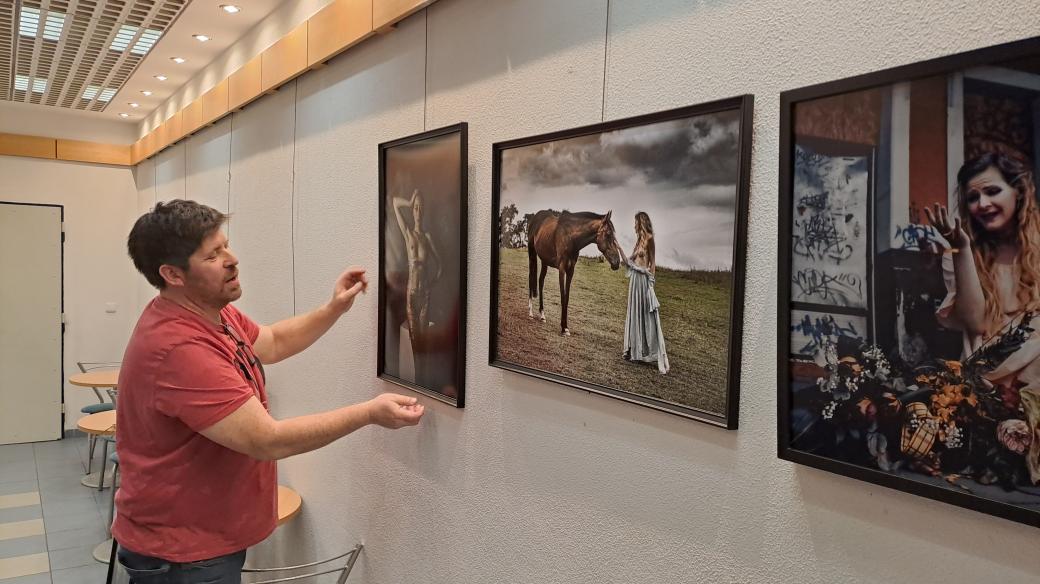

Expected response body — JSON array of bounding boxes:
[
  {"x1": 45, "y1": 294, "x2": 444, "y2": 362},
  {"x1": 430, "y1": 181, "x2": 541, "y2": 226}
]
[{"x1": 76, "y1": 362, "x2": 119, "y2": 475}]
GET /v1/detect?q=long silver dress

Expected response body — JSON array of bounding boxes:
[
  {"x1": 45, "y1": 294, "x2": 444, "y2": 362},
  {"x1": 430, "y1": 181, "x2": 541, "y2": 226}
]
[{"x1": 623, "y1": 263, "x2": 670, "y2": 374}]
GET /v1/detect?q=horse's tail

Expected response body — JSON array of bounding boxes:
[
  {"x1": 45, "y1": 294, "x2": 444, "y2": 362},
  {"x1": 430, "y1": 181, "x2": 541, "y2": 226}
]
[{"x1": 527, "y1": 226, "x2": 538, "y2": 300}]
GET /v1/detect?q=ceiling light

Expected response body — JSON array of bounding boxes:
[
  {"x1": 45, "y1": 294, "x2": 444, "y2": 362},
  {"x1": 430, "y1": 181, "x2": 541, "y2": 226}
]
[
  {"x1": 98, "y1": 88, "x2": 117, "y2": 102},
  {"x1": 141, "y1": 90, "x2": 152, "y2": 96},
  {"x1": 110, "y1": 24, "x2": 139, "y2": 52},
  {"x1": 42, "y1": 11, "x2": 66, "y2": 41},
  {"x1": 119, "y1": 113, "x2": 130, "y2": 118},
  {"x1": 131, "y1": 28, "x2": 161, "y2": 55},
  {"x1": 18, "y1": 7, "x2": 40, "y2": 38},
  {"x1": 129, "y1": 102, "x2": 139, "y2": 108},
  {"x1": 171, "y1": 57, "x2": 185, "y2": 64},
  {"x1": 193, "y1": 34, "x2": 210, "y2": 42},
  {"x1": 220, "y1": 5, "x2": 241, "y2": 14},
  {"x1": 154, "y1": 75, "x2": 167, "y2": 81},
  {"x1": 81, "y1": 86, "x2": 99, "y2": 100}
]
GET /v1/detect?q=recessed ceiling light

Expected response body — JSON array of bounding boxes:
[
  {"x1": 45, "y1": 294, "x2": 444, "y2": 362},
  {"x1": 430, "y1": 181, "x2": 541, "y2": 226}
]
[
  {"x1": 220, "y1": 5, "x2": 241, "y2": 14},
  {"x1": 119, "y1": 113, "x2": 130, "y2": 118},
  {"x1": 170, "y1": 57, "x2": 185, "y2": 64},
  {"x1": 129, "y1": 102, "x2": 139, "y2": 108},
  {"x1": 193, "y1": 34, "x2": 210, "y2": 42},
  {"x1": 154, "y1": 75, "x2": 167, "y2": 81},
  {"x1": 141, "y1": 90, "x2": 152, "y2": 96}
]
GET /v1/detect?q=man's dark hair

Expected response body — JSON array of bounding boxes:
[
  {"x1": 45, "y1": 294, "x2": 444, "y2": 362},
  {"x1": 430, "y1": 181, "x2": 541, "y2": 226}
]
[{"x1": 128, "y1": 199, "x2": 229, "y2": 289}]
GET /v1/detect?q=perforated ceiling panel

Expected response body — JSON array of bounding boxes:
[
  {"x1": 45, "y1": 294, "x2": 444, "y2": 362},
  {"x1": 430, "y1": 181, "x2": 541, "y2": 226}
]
[{"x1": 1, "y1": 0, "x2": 189, "y2": 111}]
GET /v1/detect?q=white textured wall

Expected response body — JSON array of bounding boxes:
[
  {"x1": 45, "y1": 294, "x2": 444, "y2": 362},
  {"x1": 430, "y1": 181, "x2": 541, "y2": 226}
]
[
  {"x1": 0, "y1": 156, "x2": 139, "y2": 429},
  {"x1": 133, "y1": 1, "x2": 1040, "y2": 582}
]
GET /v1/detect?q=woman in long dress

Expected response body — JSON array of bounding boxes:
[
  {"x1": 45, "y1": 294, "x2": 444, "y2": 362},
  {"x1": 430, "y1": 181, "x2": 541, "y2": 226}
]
[
  {"x1": 926, "y1": 151, "x2": 1040, "y2": 480},
  {"x1": 623, "y1": 211, "x2": 670, "y2": 374},
  {"x1": 393, "y1": 189, "x2": 442, "y2": 385}
]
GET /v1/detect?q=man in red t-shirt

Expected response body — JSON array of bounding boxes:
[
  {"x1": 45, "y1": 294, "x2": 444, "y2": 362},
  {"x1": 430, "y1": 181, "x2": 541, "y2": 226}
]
[{"x1": 113, "y1": 200, "x2": 424, "y2": 583}]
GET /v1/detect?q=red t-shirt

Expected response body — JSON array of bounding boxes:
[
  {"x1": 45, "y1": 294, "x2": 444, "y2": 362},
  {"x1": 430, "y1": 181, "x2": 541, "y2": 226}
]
[{"x1": 112, "y1": 296, "x2": 276, "y2": 562}]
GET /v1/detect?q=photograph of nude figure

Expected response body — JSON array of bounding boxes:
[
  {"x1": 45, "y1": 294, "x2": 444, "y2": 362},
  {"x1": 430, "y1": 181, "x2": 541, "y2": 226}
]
[
  {"x1": 778, "y1": 37, "x2": 1040, "y2": 527},
  {"x1": 490, "y1": 97, "x2": 753, "y2": 428},
  {"x1": 378, "y1": 123, "x2": 467, "y2": 407}
]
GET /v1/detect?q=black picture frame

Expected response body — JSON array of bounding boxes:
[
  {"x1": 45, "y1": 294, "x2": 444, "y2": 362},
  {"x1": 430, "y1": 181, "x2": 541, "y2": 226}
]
[
  {"x1": 490, "y1": 96, "x2": 754, "y2": 428},
  {"x1": 778, "y1": 36, "x2": 1040, "y2": 528},
  {"x1": 378, "y1": 123, "x2": 468, "y2": 407}
]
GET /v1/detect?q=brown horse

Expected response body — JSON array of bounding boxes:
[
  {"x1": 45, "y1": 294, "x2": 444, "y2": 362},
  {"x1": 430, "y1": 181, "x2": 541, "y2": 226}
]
[{"x1": 527, "y1": 210, "x2": 624, "y2": 335}]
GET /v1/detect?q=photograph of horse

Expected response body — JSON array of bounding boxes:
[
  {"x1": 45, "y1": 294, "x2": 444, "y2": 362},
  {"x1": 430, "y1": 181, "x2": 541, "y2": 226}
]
[
  {"x1": 526, "y1": 209, "x2": 623, "y2": 335},
  {"x1": 491, "y1": 97, "x2": 753, "y2": 427}
]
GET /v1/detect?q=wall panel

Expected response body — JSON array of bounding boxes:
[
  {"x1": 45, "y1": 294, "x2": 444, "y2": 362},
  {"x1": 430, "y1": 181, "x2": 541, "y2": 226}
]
[{"x1": 227, "y1": 84, "x2": 296, "y2": 326}]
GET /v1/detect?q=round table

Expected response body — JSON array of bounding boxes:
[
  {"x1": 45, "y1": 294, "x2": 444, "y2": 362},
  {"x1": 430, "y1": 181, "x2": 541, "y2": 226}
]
[
  {"x1": 69, "y1": 369, "x2": 120, "y2": 388},
  {"x1": 77, "y1": 410, "x2": 117, "y2": 489}
]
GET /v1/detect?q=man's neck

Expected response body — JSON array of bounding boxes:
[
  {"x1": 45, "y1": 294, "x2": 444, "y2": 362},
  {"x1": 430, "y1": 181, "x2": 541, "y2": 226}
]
[{"x1": 159, "y1": 289, "x2": 223, "y2": 325}]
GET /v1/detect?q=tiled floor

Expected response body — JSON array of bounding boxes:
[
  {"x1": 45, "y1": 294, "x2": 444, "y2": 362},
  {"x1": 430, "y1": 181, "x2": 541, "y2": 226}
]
[{"x1": 0, "y1": 438, "x2": 114, "y2": 584}]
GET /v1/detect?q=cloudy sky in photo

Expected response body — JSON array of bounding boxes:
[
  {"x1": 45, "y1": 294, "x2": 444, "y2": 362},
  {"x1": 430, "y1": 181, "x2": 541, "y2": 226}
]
[{"x1": 500, "y1": 111, "x2": 741, "y2": 271}]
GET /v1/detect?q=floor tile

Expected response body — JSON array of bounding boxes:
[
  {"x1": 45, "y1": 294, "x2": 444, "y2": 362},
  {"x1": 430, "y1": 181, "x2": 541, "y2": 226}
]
[
  {"x1": 32, "y1": 462, "x2": 83, "y2": 482},
  {"x1": 50, "y1": 562, "x2": 107, "y2": 584},
  {"x1": 0, "y1": 484, "x2": 38, "y2": 499},
  {"x1": 0, "y1": 552, "x2": 49, "y2": 580},
  {"x1": 41, "y1": 500, "x2": 100, "y2": 521},
  {"x1": 36, "y1": 481, "x2": 95, "y2": 504},
  {"x1": 42, "y1": 510, "x2": 103, "y2": 535},
  {"x1": 45, "y1": 525, "x2": 107, "y2": 552},
  {"x1": 0, "y1": 521, "x2": 44, "y2": 543},
  {"x1": 0, "y1": 571, "x2": 51, "y2": 584},
  {"x1": 0, "y1": 494, "x2": 39, "y2": 511},
  {"x1": 0, "y1": 508, "x2": 42, "y2": 526},
  {"x1": 0, "y1": 464, "x2": 37, "y2": 486},
  {"x1": 0, "y1": 445, "x2": 35, "y2": 464},
  {"x1": 0, "y1": 536, "x2": 46, "y2": 561},
  {"x1": 45, "y1": 544, "x2": 95, "y2": 571}
]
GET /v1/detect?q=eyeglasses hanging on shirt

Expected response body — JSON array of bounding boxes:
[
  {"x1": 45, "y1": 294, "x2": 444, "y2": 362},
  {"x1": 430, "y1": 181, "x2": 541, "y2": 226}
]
[{"x1": 223, "y1": 322, "x2": 266, "y2": 398}]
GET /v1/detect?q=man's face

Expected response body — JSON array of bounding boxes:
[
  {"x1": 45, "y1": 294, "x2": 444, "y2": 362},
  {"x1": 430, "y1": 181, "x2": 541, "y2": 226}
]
[{"x1": 181, "y1": 229, "x2": 241, "y2": 306}]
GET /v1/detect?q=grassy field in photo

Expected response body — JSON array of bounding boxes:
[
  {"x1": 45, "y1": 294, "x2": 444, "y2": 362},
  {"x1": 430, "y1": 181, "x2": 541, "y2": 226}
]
[{"x1": 495, "y1": 247, "x2": 733, "y2": 415}]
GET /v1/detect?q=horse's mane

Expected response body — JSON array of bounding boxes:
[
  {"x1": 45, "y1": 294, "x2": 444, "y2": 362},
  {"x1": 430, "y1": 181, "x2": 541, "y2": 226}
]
[{"x1": 559, "y1": 210, "x2": 606, "y2": 223}]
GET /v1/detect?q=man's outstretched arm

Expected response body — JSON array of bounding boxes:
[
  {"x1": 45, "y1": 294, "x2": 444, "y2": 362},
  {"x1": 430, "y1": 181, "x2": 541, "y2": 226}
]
[
  {"x1": 252, "y1": 267, "x2": 368, "y2": 364},
  {"x1": 199, "y1": 393, "x2": 424, "y2": 461}
]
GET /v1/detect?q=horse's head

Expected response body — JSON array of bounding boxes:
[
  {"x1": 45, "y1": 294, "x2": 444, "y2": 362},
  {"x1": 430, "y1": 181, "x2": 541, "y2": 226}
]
[{"x1": 595, "y1": 211, "x2": 622, "y2": 271}]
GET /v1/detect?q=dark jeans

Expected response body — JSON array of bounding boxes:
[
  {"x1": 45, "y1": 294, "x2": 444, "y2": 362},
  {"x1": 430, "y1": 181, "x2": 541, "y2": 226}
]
[{"x1": 117, "y1": 546, "x2": 247, "y2": 584}]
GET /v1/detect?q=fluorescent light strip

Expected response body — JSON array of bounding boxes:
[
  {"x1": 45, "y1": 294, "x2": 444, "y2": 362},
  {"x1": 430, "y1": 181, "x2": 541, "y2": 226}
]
[
  {"x1": 98, "y1": 88, "x2": 117, "y2": 102},
  {"x1": 131, "y1": 29, "x2": 162, "y2": 55},
  {"x1": 42, "y1": 12, "x2": 66, "y2": 41},
  {"x1": 19, "y1": 7, "x2": 40, "y2": 37},
  {"x1": 110, "y1": 24, "x2": 139, "y2": 52},
  {"x1": 82, "y1": 86, "x2": 99, "y2": 100},
  {"x1": 14, "y1": 75, "x2": 28, "y2": 91}
]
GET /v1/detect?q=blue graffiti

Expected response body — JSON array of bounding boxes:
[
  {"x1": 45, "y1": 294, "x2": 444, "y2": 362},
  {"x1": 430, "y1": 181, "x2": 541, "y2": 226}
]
[{"x1": 792, "y1": 313, "x2": 862, "y2": 356}]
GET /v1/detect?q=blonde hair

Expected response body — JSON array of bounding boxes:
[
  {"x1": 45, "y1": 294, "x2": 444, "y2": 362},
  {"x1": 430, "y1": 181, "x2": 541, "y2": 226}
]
[
  {"x1": 633, "y1": 211, "x2": 655, "y2": 271},
  {"x1": 956, "y1": 152, "x2": 1040, "y2": 333}
]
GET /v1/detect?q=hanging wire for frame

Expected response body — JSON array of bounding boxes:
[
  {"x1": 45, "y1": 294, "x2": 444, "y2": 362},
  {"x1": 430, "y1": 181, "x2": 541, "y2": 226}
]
[{"x1": 242, "y1": 544, "x2": 364, "y2": 584}]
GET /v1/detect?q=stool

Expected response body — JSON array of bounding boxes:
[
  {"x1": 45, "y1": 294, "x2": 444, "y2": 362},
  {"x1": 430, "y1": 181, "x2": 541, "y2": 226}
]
[{"x1": 77, "y1": 411, "x2": 116, "y2": 490}]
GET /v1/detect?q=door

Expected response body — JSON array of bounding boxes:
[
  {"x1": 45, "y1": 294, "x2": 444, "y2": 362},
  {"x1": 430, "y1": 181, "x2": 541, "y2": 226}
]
[{"x1": 0, "y1": 202, "x2": 63, "y2": 444}]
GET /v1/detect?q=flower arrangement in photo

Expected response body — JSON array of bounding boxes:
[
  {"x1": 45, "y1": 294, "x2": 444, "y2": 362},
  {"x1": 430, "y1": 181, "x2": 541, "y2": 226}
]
[{"x1": 811, "y1": 312, "x2": 1039, "y2": 489}]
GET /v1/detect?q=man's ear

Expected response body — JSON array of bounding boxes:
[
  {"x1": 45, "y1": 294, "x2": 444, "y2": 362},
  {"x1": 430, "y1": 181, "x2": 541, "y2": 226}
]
[{"x1": 158, "y1": 264, "x2": 187, "y2": 288}]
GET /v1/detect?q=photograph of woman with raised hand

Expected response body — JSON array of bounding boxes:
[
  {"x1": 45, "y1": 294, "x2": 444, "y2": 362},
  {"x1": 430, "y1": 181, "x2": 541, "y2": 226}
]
[{"x1": 780, "y1": 47, "x2": 1040, "y2": 524}]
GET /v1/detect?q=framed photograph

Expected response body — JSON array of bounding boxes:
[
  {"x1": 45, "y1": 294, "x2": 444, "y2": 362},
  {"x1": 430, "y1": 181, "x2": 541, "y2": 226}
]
[
  {"x1": 378, "y1": 123, "x2": 468, "y2": 407},
  {"x1": 491, "y1": 96, "x2": 753, "y2": 428},
  {"x1": 778, "y1": 36, "x2": 1040, "y2": 527}
]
